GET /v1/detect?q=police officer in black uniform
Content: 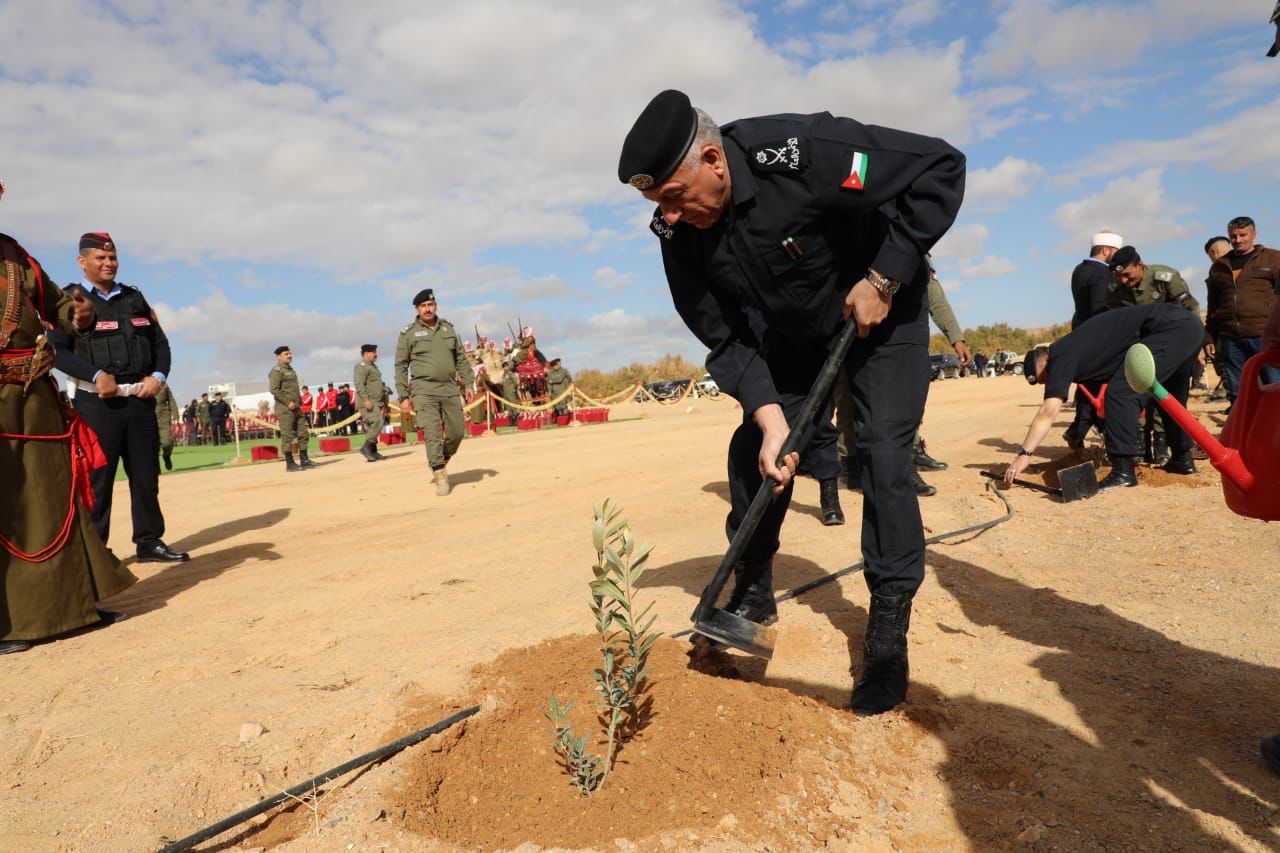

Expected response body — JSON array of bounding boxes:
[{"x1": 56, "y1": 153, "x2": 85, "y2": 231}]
[
  {"x1": 1006, "y1": 302, "x2": 1205, "y2": 490},
  {"x1": 51, "y1": 232, "x2": 188, "y2": 562},
  {"x1": 619, "y1": 91, "x2": 965, "y2": 716}
]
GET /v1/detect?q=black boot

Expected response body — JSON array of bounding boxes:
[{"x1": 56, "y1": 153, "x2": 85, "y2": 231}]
[
  {"x1": 285, "y1": 452, "x2": 302, "y2": 473},
  {"x1": 1062, "y1": 425, "x2": 1085, "y2": 450},
  {"x1": 1152, "y1": 433, "x2": 1170, "y2": 466},
  {"x1": 913, "y1": 440, "x2": 948, "y2": 471},
  {"x1": 299, "y1": 449, "x2": 318, "y2": 469},
  {"x1": 843, "y1": 455, "x2": 862, "y2": 492},
  {"x1": 819, "y1": 478, "x2": 845, "y2": 526},
  {"x1": 852, "y1": 590, "x2": 913, "y2": 716},
  {"x1": 1099, "y1": 455, "x2": 1138, "y2": 490},
  {"x1": 162, "y1": 448, "x2": 173, "y2": 471},
  {"x1": 1164, "y1": 451, "x2": 1196, "y2": 475},
  {"x1": 725, "y1": 560, "x2": 777, "y2": 626},
  {"x1": 361, "y1": 441, "x2": 378, "y2": 462},
  {"x1": 911, "y1": 469, "x2": 937, "y2": 497}
]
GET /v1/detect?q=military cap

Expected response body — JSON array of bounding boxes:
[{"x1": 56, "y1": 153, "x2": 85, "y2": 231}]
[
  {"x1": 1023, "y1": 346, "x2": 1049, "y2": 386},
  {"x1": 80, "y1": 231, "x2": 115, "y2": 251},
  {"x1": 274, "y1": 345, "x2": 291, "y2": 355},
  {"x1": 618, "y1": 89, "x2": 698, "y2": 190},
  {"x1": 413, "y1": 288, "x2": 436, "y2": 305},
  {"x1": 361, "y1": 344, "x2": 377, "y2": 353},
  {"x1": 1109, "y1": 246, "x2": 1141, "y2": 270},
  {"x1": 550, "y1": 357, "x2": 561, "y2": 365}
]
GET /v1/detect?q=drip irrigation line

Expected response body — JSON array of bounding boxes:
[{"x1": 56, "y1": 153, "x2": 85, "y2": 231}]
[
  {"x1": 672, "y1": 480, "x2": 1014, "y2": 639},
  {"x1": 157, "y1": 705, "x2": 479, "y2": 853},
  {"x1": 160, "y1": 484, "x2": 1013, "y2": 851}
]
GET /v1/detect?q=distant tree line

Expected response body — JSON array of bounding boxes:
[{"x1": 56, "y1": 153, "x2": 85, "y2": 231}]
[
  {"x1": 929, "y1": 320, "x2": 1072, "y2": 357},
  {"x1": 574, "y1": 319, "x2": 1075, "y2": 397}
]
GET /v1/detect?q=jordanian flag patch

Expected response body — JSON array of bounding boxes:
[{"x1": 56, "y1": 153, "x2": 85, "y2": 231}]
[{"x1": 842, "y1": 151, "x2": 868, "y2": 190}]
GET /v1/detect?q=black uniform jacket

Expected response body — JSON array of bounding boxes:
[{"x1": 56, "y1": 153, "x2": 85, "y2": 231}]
[
  {"x1": 654, "y1": 112, "x2": 965, "y2": 415},
  {"x1": 51, "y1": 282, "x2": 171, "y2": 384},
  {"x1": 1070, "y1": 258, "x2": 1112, "y2": 329}
]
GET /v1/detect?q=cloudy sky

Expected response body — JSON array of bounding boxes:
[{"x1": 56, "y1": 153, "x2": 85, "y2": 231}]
[{"x1": 2, "y1": 0, "x2": 1276, "y2": 398}]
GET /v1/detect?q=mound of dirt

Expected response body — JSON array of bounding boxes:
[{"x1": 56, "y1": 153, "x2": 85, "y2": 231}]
[{"x1": 383, "y1": 635, "x2": 927, "y2": 850}]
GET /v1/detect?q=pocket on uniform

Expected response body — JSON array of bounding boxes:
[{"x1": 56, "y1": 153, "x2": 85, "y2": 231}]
[{"x1": 760, "y1": 234, "x2": 842, "y2": 342}]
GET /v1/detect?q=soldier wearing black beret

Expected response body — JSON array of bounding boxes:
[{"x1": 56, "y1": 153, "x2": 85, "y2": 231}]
[
  {"x1": 49, "y1": 231, "x2": 188, "y2": 563},
  {"x1": 619, "y1": 89, "x2": 966, "y2": 716},
  {"x1": 354, "y1": 344, "x2": 389, "y2": 462}
]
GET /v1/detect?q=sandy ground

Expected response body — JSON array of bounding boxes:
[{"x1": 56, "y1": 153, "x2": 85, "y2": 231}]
[{"x1": 3, "y1": 373, "x2": 1279, "y2": 852}]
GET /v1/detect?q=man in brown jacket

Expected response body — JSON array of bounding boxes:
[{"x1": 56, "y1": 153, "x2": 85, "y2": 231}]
[{"x1": 1205, "y1": 216, "x2": 1280, "y2": 400}]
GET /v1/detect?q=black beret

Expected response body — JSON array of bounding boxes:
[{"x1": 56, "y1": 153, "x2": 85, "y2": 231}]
[
  {"x1": 413, "y1": 288, "x2": 436, "y2": 305},
  {"x1": 274, "y1": 345, "x2": 291, "y2": 356},
  {"x1": 1023, "y1": 346, "x2": 1048, "y2": 386},
  {"x1": 1109, "y1": 246, "x2": 1141, "y2": 270},
  {"x1": 618, "y1": 89, "x2": 698, "y2": 190},
  {"x1": 550, "y1": 357, "x2": 561, "y2": 364},
  {"x1": 80, "y1": 232, "x2": 115, "y2": 251},
  {"x1": 361, "y1": 344, "x2": 377, "y2": 354}
]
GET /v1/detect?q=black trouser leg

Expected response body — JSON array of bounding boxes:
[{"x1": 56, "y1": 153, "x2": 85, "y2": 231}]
[
  {"x1": 1069, "y1": 379, "x2": 1104, "y2": 439},
  {"x1": 804, "y1": 414, "x2": 842, "y2": 481},
  {"x1": 122, "y1": 397, "x2": 165, "y2": 545},
  {"x1": 74, "y1": 392, "x2": 125, "y2": 545},
  {"x1": 847, "y1": 326, "x2": 929, "y2": 597}
]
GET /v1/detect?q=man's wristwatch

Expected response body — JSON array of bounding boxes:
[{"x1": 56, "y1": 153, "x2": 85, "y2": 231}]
[
  {"x1": 865, "y1": 268, "x2": 901, "y2": 297},
  {"x1": 1016, "y1": 448, "x2": 1033, "y2": 457}
]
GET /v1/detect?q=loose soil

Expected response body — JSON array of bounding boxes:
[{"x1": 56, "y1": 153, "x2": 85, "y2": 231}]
[{"x1": 3, "y1": 373, "x2": 1278, "y2": 852}]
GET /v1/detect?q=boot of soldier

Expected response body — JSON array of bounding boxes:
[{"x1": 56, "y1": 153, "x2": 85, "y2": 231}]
[
  {"x1": 1152, "y1": 433, "x2": 1170, "y2": 466},
  {"x1": 1164, "y1": 451, "x2": 1196, "y2": 475},
  {"x1": 299, "y1": 449, "x2": 318, "y2": 469},
  {"x1": 819, "y1": 478, "x2": 845, "y2": 525},
  {"x1": 725, "y1": 560, "x2": 777, "y2": 626},
  {"x1": 284, "y1": 452, "x2": 302, "y2": 473},
  {"x1": 1099, "y1": 455, "x2": 1138, "y2": 490},
  {"x1": 913, "y1": 440, "x2": 948, "y2": 471},
  {"x1": 852, "y1": 590, "x2": 913, "y2": 716},
  {"x1": 1062, "y1": 425, "x2": 1085, "y2": 451},
  {"x1": 843, "y1": 455, "x2": 862, "y2": 492},
  {"x1": 434, "y1": 468, "x2": 451, "y2": 496},
  {"x1": 911, "y1": 468, "x2": 937, "y2": 497},
  {"x1": 361, "y1": 441, "x2": 378, "y2": 462},
  {"x1": 162, "y1": 448, "x2": 173, "y2": 471}
]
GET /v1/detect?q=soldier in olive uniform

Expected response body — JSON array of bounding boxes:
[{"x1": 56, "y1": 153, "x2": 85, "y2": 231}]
[
  {"x1": 395, "y1": 288, "x2": 475, "y2": 495},
  {"x1": 354, "y1": 343, "x2": 389, "y2": 463},
  {"x1": 196, "y1": 393, "x2": 211, "y2": 446},
  {"x1": 269, "y1": 345, "x2": 316, "y2": 472},
  {"x1": 546, "y1": 357, "x2": 573, "y2": 416},
  {"x1": 1107, "y1": 245, "x2": 1203, "y2": 468},
  {"x1": 502, "y1": 365, "x2": 520, "y2": 419},
  {"x1": 154, "y1": 380, "x2": 177, "y2": 470}
]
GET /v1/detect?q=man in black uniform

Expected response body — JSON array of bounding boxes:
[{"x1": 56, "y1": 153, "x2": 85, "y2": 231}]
[
  {"x1": 1063, "y1": 230, "x2": 1123, "y2": 449},
  {"x1": 1005, "y1": 303, "x2": 1204, "y2": 490},
  {"x1": 208, "y1": 391, "x2": 231, "y2": 445},
  {"x1": 619, "y1": 90, "x2": 964, "y2": 716},
  {"x1": 51, "y1": 232, "x2": 188, "y2": 562}
]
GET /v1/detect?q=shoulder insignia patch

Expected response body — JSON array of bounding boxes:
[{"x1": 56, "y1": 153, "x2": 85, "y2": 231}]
[
  {"x1": 1154, "y1": 270, "x2": 1173, "y2": 282},
  {"x1": 650, "y1": 215, "x2": 674, "y2": 240},
  {"x1": 841, "y1": 150, "x2": 869, "y2": 191},
  {"x1": 749, "y1": 137, "x2": 805, "y2": 174},
  {"x1": 400, "y1": 323, "x2": 414, "y2": 334}
]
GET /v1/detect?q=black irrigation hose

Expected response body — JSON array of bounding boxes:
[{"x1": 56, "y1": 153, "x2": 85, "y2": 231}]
[
  {"x1": 672, "y1": 480, "x2": 1015, "y2": 639},
  {"x1": 160, "y1": 483, "x2": 1013, "y2": 852},
  {"x1": 157, "y1": 705, "x2": 479, "y2": 853}
]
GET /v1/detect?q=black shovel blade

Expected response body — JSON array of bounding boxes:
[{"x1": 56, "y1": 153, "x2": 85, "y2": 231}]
[
  {"x1": 1057, "y1": 461, "x2": 1098, "y2": 502},
  {"x1": 693, "y1": 608, "x2": 776, "y2": 660}
]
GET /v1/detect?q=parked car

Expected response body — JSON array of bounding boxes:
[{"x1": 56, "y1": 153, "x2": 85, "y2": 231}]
[
  {"x1": 992, "y1": 349, "x2": 1024, "y2": 376},
  {"x1": 695, "y1": 373, "x2": 720, "y2": 397},
  {"x1": 930, "y1": 352, "x2": 962, "y2": 380}
]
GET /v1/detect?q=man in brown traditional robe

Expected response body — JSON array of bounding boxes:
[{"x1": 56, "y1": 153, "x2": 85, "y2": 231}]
[{"x1": 1, "y1": 182, "x2": 137, "y2": 654}]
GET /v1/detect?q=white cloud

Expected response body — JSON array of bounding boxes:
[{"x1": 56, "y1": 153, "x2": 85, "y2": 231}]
[
  {"x1": 1052, "y1": 168, "x2": 1194, "y2": 251},
  {"x1": 966, "y1": 157, "x2": 1046, "y2": 208},
  {"x1": 930, "y1": 223, "x2": 990, "y2": 260},
  {"x1": 960, "y1": 255, "x2": 1019, "y2": 278},
  {"x1": 515, "y1": 276, "x2": 575, "y2": 300},
  {"x1": 975, "y1": 0, "x2": 1263, "y2": 80},
  {"x1": 593, "y1": 267, "x2": 638, "y2": 293}
]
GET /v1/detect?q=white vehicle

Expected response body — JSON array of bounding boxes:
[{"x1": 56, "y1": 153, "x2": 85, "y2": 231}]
[{"x1": 695, "y1": 373, "x2": 720, "y2": 397}]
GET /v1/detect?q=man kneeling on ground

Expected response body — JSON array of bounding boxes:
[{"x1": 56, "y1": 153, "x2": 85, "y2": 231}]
[{"x1": 1005, "y1": 302, "x2": 1204, "y2": 491}]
